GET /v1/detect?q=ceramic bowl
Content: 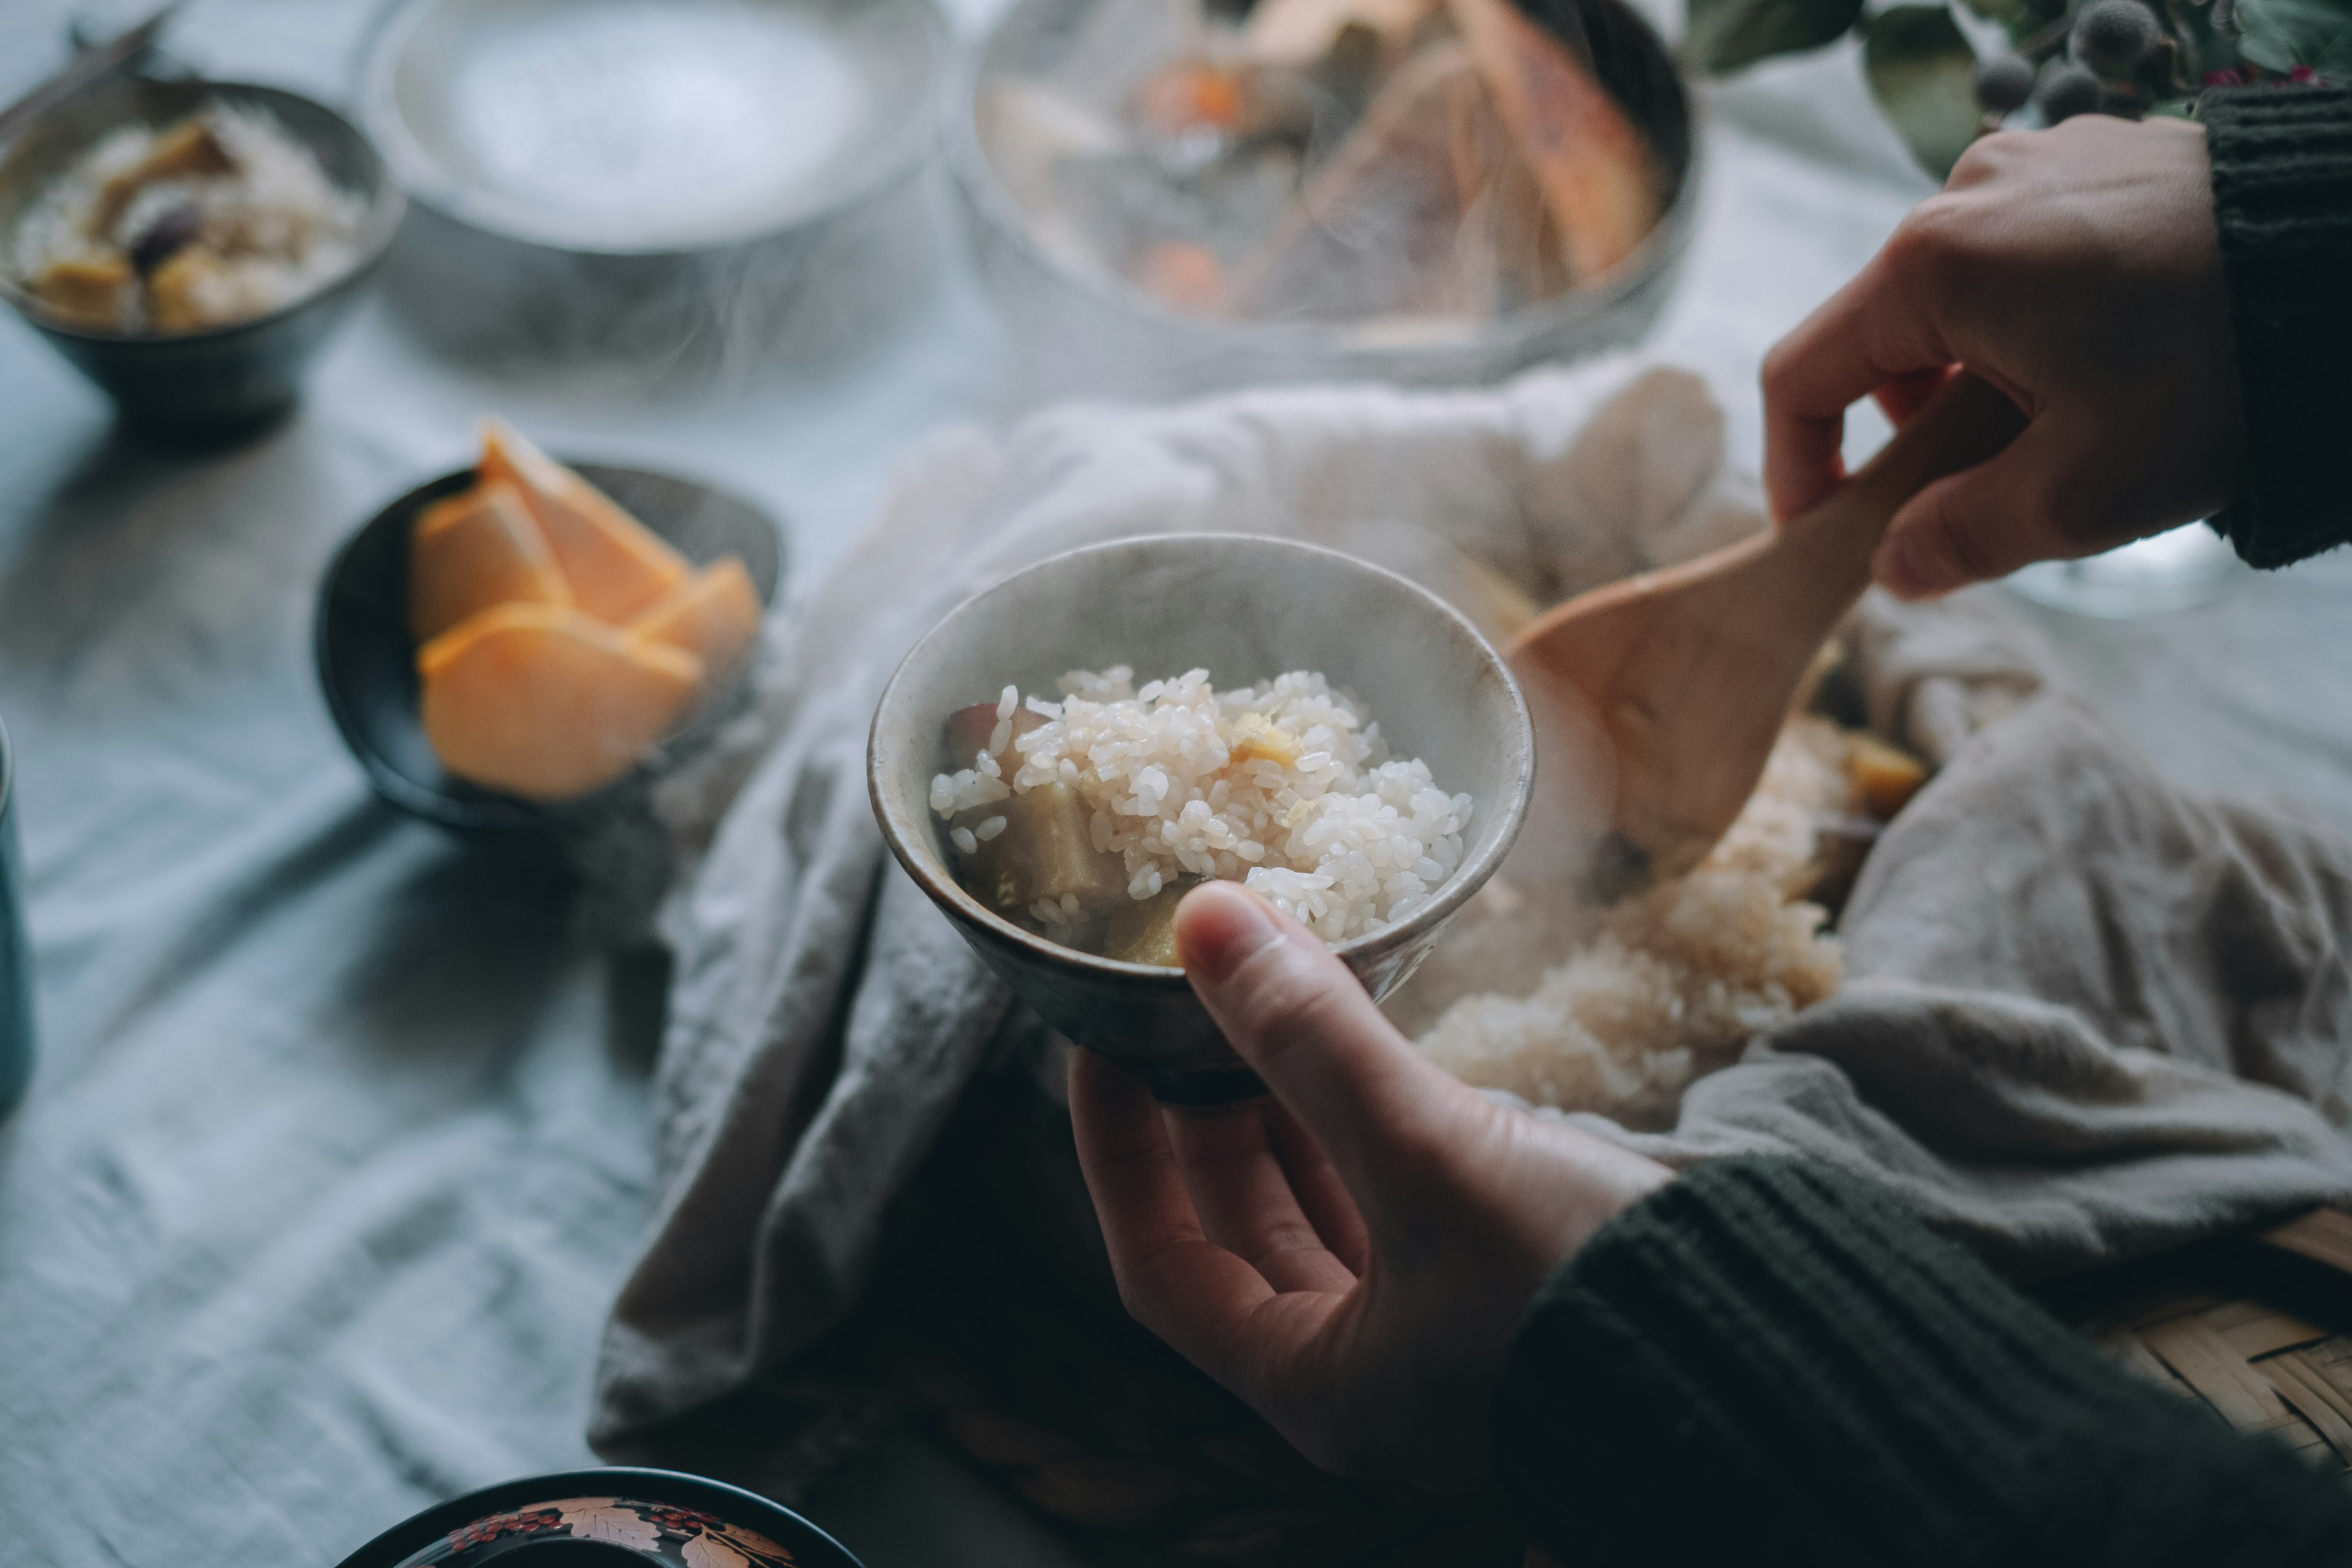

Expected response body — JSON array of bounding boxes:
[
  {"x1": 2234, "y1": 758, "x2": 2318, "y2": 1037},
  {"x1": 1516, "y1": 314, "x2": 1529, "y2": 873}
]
[
  {"x1": 316, "y1": 461, "x2": 785, "y2": 834},
  {"x1": 330, "y1": 1466, "x2": 861, "y2": 1567},
  {"x1": 356, "y1": 0, "x2": 946, "y2": 357},
  {"x1": 868, "y1": 534, "x2": 1534, "y2": 1102},
  {"x1": 946, "y1": 0, "x2": 1698, "y2": 399},
  {"x1": 0, "y1": 78, "x2": 405, "y2": 442}
]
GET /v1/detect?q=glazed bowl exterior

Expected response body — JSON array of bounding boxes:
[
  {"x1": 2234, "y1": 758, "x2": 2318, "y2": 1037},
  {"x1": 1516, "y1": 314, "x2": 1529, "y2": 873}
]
[
  {"x1": 0, "y1": 78, "x2": 405, "y2": 442},
  {"x1": 945, "y1": 0, "x2": 1699, "y2": 399},
  {"x1": 316, "y1": 461, "x2": 786, "y2": 834},
  {"x1": 868, "y1": 534, "x2": 1534, "y2": 1101}
]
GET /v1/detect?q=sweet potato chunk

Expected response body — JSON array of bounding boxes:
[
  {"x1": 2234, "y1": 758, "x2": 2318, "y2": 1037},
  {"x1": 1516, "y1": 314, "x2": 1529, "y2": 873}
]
[
  {"x1": 408, "y1": 480, "x2": 571, "y2": 641},
  {"x1": 955, "y1": 782, "x2": 1126, "y2": 914},
  {"x1": 30, "y1": 255, "x2": 135, "y2": 331},
  {"x1": 1845, "y1": 733, "x2": 1929, "y2": 820},
  {"x1": 91, "y1": 118, "x2": 235, "y2": 235},
  {"x1": 143, "y1": 244, "x2": 233, "y2": 334},
  {"x1": 628, "y1": 558, "x2": 761, "y2": 690},
  {"x1": 418, "y1": 603, "x2": 701, "y2": 801},
  {"x1": 1104, "y1": 880, "x2": 1196, "y2": 967},
  {"x1": 477, "y1": 419, "x2": 687, "y2": 623}
]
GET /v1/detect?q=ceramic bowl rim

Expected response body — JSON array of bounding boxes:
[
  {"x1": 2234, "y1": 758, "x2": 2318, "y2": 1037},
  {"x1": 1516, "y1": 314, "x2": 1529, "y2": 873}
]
[
  {"x1": 327, "y1": 1464, "x2": 861, "y2": 1567},
  {"x1": 867, "y1": 533, "x2": 1534, "y2": 991},
  {"x1": 938, "y1": 0, "x2": 1703, "y2": 364},
  {"x1": 314, "y1": 457, "x2": 786, "y2": 833},
  {"x1": 0, "y1": 77, "x2": 408, "y2": 346},
  {"x1": 356, "y1": 0, "x2": 951, "y2": 258}
]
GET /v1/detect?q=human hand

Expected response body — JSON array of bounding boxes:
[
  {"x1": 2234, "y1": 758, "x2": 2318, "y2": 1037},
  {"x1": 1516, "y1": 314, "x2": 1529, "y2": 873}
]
[
  {"x1": 1762, "y1": 115, "x2": 2245, "y2": 599},
  {"x1": 1067, "y1": 880, "x2": 1672, "y2": 1489}
]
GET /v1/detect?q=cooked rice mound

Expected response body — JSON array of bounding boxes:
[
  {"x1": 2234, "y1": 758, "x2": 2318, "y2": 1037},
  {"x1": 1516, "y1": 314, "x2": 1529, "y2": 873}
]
[
  {"x1": 930, "y1": 668, "x2": 1474, "y2": 943},
  {"x1": 13, "y1": 105, "x2": 364, "y2": 334},
  {"x1": 1414, "y1": 718, "x2": 1848, "y2": 1128}
]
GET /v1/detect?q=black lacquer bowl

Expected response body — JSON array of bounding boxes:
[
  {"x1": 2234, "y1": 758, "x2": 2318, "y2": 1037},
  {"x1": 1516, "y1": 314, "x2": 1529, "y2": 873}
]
[
  {"x1": 0, "y1": 78, "x2": 406, "y2": 443},
  {"x1": 316, "y1": 461, "x2": 785, "y2": 833},
  {"x1": 331, "y1": 1467, "x2": 862, "y2": 1567}
]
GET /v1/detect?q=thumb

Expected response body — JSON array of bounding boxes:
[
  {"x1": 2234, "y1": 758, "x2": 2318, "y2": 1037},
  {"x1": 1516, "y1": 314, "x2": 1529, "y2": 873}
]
[
  {"x1": 1871, "y1": 422, "x2": 2081, "y2": 599},
  {"x1": 1175, "y1": 881, "x2": 1464, "y2": 1193}
]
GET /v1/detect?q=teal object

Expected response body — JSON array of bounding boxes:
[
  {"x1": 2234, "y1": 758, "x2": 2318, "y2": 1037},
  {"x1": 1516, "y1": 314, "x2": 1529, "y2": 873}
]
[{"x1": 0, "y1": 717, "x2": 32, "y2": 1121}]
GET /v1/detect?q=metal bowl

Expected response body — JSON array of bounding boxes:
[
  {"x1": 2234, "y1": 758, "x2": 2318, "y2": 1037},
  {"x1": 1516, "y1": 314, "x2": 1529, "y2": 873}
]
[
  {"x1": 330, "y1": 1466, "x2": 862, "y2": 1567},
  {"x1": 0, "y1": 78, "x2": 405, "y2": 442},
  {"x1": 867, "y1": 535, "x2": 1534, "y2": 1102},
  {"x1": 317, "y1": 459, "x2": 786, "y2": 834},
  {"x1": 357, "y1": 0, "x2": 948, "y2": 358},
  {"x1": 945, "y1": 0, "x2": 1699, "y2": 398}
]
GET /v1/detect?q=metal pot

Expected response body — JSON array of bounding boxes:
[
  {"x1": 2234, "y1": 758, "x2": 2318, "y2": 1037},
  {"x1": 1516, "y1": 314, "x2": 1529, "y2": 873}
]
[{"x1": 946, "y1": 0, "x2": 1702, "y2": 398}]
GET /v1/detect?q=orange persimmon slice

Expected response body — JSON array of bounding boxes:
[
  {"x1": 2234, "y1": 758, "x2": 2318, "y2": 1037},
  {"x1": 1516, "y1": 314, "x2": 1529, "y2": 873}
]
[
  {"x1": 628, "y1": 557, "x2": 762, "y2": 690},
  {"x1": 407, "y1": 479, "x2": 571, "y2": 641},
  {"x1": 477, "y1": 419, "x2": 688, "y2": 624},
  {"x1": 418, "y1": 603, "x2": 702, "y2": 801}
]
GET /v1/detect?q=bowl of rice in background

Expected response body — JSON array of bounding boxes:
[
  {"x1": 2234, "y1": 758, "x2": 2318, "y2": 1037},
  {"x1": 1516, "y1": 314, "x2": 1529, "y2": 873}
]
[
  {"x1": 869, "y1": 533, "x2": 1534, "y2": 1102},
  {"x1": 0, "y1": 77, "x2": 404, "y2": 442}
]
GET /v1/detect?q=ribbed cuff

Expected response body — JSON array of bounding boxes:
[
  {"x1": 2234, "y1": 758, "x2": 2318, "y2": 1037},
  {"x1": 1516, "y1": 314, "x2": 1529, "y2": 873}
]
[
  {"x1": 1487, "y1": 1157, "x2": 2351, "y2": 1567},
  {"x1": 2204, "y1": 85, "x2": 2352, "y2": 570}
]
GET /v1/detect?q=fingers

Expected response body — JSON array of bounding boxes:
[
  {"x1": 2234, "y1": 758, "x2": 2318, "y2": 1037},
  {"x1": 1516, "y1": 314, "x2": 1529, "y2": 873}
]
[
  {"x1": 1175, "y1": 881, "x2": 1462, "y2": 1199},
  {"x1": 1871, "y1": 364, "x2": 1956, "y2": 428},
  {"x1": 1265, "y1": 1098, "x2": 1371, "y2": 1276},
  {"x1": 1066, "y1": 1047, "x2": 1283, "y2": 1379},
  {"x1": 1163, "y1": 1101, "x2": 1360, "y2": 1292},
  {"x1": 1870, "y1": 420, "x2": 2087, "y2": 598},
  {"x1": 1762, "y1": 227, "x2": 1961, "y2": 523}
]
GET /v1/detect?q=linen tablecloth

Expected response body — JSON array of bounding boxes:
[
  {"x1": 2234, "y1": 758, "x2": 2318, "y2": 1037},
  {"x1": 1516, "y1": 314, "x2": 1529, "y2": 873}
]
[{"x1": 2, "y1": 2, "x2": 2351, "y2": 1565}]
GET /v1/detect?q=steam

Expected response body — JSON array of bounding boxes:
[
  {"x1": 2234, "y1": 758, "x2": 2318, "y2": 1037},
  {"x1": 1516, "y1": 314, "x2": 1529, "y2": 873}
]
[{"x1": 379, "y1": 174, "x2": 941, "y2": 394}]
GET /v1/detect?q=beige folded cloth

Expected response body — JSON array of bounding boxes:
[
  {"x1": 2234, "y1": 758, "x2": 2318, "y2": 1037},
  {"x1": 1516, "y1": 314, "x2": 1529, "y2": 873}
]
[{"x1": 589, "y1": 357, "x2": 2352, "y2": 1472}]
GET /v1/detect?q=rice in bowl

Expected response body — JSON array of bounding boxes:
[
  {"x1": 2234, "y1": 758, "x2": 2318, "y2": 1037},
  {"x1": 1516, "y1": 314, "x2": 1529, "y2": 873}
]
[
  {"x1": 930, "y1": 666, "x2": 1474, "y2": 960},
  {"x1": 12, "y1": 104, "x2": 366, "y2": 336}
]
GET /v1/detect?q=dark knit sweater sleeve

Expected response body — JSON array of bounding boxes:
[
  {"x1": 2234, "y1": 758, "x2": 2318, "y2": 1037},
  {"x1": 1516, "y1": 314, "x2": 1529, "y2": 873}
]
[
  {"x1": 2204, "y1": 84, "x2": 2352, "y2": 569},
  {"x1": 1490, "y1": 1157, "x2": 2352, "y2": 1568}
]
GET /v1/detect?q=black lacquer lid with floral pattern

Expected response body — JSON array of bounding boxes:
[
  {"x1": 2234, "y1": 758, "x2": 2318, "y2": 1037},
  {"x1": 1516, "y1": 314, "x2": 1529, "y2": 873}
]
[{"x1": 331, "y1": 1468, "x2": 862, "y2": 1568}]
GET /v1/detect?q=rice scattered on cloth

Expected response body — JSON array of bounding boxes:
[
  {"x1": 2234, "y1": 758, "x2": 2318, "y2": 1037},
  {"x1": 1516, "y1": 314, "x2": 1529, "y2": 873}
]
[
  {"x1": 930, "y1": 667, "x2": 1474, "y2": 941},
  {"x1": 1417, "y1": 718, "x2": 1846, "y2": 1127}
]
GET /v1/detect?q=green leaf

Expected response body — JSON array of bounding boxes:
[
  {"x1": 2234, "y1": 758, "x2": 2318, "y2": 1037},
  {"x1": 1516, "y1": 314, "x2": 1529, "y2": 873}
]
[
  {"x1": 2238, "y1": 30, "x2": 2301, "y2": 70},
  {"x1": 2236, "y1": 0, "x2": 2352, "y2": 73},
  {"x1": 1685, "y1": 0, "x2": 1867, "y2": 75},
  {"x1": 1864, "y1": 6, "x2": 1985, "y2": 178}
]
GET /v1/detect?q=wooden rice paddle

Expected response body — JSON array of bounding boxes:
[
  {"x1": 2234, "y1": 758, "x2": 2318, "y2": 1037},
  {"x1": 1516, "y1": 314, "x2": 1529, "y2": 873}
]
[{"x1": 1505, "y1": 371, "x2": 2027, "y2": 898}]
